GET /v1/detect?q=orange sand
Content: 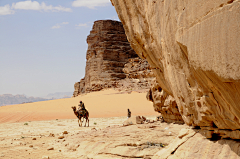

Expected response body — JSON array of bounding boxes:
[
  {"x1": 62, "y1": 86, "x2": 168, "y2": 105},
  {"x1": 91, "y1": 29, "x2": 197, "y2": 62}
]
[{"x1": 0, "y1": 89, "x2": 159, "y2": 123}]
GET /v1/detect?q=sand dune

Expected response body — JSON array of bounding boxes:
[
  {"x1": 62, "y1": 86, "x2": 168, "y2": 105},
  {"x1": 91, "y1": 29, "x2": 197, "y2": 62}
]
[{"x1": 0, "y1": 89, "x2": 159, "y2": 123}]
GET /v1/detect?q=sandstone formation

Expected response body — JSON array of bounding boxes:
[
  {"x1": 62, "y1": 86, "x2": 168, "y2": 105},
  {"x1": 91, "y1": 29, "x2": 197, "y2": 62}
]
[
  {"x1": 73, "y1": 20, "x2": 155, "y2": 97},
  {"x1": 111, "y1": 0, "x2": 240, "y2": 139},
  {"x1": 122, "y1": 57, "x2": 155, "y2": 91},
  {"x1": 147, "y1": 81, "x2": 184, "y2": 124}
]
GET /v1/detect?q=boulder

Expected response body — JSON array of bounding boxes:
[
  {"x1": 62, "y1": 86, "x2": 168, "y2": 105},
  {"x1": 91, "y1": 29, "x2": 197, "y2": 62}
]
[{"x1": 123, "y1": 116, "x2": 145, "y2": 126}]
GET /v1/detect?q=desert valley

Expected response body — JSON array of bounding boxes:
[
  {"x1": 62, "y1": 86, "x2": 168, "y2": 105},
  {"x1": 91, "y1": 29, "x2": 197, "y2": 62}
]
[{"x1": 1, "y1": 0, "x2": 240, "y2": 158}]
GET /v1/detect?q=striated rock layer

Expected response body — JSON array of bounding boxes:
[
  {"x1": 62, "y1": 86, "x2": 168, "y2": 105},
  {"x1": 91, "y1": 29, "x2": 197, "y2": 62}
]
[
  {"x1": 111, "y1": 0, "x2": 240, "y2": 139},
  {"x1": 74, "y1": 20, "x2": 155, "y2": 96}
]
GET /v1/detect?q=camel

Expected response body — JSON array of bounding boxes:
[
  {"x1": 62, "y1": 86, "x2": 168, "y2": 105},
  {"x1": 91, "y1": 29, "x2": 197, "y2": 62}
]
[{"x1": 71, "y1": 106, "x2": 89, "y2": 127}]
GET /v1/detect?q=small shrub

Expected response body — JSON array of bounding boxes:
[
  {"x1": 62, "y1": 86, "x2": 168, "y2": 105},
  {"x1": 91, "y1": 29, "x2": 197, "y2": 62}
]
[
  {"x1": 94, "y1": 122, "x2": 97, "y2": 125},
  {"x1": 24, "y1": 123, "x2": 28, "y2": 125}
]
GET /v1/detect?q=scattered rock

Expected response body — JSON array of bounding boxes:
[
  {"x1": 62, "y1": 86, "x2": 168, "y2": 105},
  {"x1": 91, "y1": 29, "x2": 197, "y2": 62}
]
[
  {"x1": 136, "y1": 116, "x2": 145, "y2": 124},
  {"x1": 47, "y1": 147, "x2": 54, "y2": 150},
  {"x1": 142, "y1": 116, "x2": 146, "y2": 121},
  {"x1": 123, "y1": 116, "x2": 148, "y2": 126},
  {"x1": 148, "y1": 119, "x2": 154, "y2": 123},
  {"x1": 167, "y1": 132, "x2": 172, "y2": 136},
  {"x1": 48, "y1": 133, "x2": 55, "y2": 137},
  {"x1": 144, "y1": 156, "x2": 151, "y2": 159},
  {"x1": 58, "y1": 136, "x2": 64, "y2": 139},
  {"x1": 137, "y1": 125, "x2": 156, "y2": 129},
  {"x1": 42, "y1": 156, "x2": 49, "y2": 159},
  {"x1": 156, "y1": 116, "x2": 162, "y2": 121},
  {"x1": 32, "y1": 138, "x2": 36, "y2": 140},
  {"x1": 178, "y1": 128, "x2": 190, "y2": 139},
  {"x1": 123, "y1": 119, "x2": 134, "y2": 126},
  {"x1": 29, "y1": 145, "x2": 33, "y2": 148},
  {"x1": 63, "y1": 131, "x2": 68, "y2": 134},
  {"x1": 91, "y1": 128, "x2": 97, "y2": 131}
]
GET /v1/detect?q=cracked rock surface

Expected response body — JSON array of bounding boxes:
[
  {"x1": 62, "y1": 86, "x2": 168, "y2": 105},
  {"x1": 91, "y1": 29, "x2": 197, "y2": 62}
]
[
  {"x1": 1, "y1": 117, "x2": 240, "y2": 158},
  {"x1": 0, "y1": 116, "x2": 186, "y2": 159},
  {"x1": 110, "y1": 0, "x2": 240, "y2": 139}
]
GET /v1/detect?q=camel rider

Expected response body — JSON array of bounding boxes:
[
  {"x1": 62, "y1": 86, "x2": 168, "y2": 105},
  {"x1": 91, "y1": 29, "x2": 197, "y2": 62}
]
[{"x1": 78, "y1": 101, "x2": 86, "y2": 115}]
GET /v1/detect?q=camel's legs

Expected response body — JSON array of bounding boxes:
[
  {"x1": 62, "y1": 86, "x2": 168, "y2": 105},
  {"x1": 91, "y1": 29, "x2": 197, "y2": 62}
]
[
  {"x1": 80, "y1": 117, "x2": 82, "y2": 127},
  {"x1": 84, "y1": 118, "x2": 89, "y2": 127}
]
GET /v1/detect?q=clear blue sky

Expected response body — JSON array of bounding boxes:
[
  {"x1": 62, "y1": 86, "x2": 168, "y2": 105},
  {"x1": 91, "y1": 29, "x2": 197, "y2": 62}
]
[{"x1": 0, "y1": 0, "x2": 119, "y2": 97}]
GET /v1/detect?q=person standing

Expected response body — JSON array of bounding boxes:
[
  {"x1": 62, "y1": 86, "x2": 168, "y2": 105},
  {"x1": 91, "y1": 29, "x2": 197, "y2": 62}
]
[{"x1": 127, "y1": 109, "x2": 131, "y2": 118}]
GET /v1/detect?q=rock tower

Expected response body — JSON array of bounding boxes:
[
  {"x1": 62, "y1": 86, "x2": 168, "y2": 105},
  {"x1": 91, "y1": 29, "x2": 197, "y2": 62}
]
[{"x1": 73, "y1": 20, "x2": 154, "y2": 96}]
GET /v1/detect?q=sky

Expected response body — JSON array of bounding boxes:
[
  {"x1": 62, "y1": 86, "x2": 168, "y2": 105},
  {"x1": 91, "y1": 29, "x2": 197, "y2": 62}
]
[{"x1": 0, "y1": 0, "x2": 119, "y2": 97}]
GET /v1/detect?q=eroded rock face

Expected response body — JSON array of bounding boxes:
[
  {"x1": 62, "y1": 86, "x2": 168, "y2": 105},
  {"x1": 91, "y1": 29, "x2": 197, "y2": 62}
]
[
  {"x1": 111, "y1": 0, "x2": 240, "y2": 138},
  {"x1": 121, "y1": 57, "x2": 156, "y2": 91},
  {"x1": 84, "y1": 20, "x2": 138, "y2": 93},
  {"x1": 147, "y1": 81, "x2": 184, "y2": 124},
  {"x1": 73, "y1": 20, "x2": 155, "y2": 96},
  {"x1": 73, "y1": 20, "x2": 137, "y2": 96}
]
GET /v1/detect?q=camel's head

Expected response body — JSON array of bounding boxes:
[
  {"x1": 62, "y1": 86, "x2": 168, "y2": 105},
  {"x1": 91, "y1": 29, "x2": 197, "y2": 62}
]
[{"x1": 71, "y1": 106, "x2": 76, "y2": 111}]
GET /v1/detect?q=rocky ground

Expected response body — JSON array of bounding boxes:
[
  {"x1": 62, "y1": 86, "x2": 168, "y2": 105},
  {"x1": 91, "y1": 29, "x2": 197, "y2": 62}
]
[
  {"x1": 0, "y1": 116, "x2": 188, "y2": 159},
  {"x1": 1, "y1": 115, "x2": 240, "y2": 159}
]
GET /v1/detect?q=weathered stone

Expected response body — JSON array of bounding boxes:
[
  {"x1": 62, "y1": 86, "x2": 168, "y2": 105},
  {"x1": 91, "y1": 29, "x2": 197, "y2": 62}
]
[
  {"x1": 62, "y1": 131, "x2": 68, "y2": 134},
  {"x1": 47, "y1": 147, "x2": 54, "y2": 150},
  {"x1": 73, "y1": 20, "x2": 155, "y2": 96},
  {"x1": 58, "y1": 136, "x2": 64, "y2": 139},
  {"x1": 147, "y1": 80, "x2": 184, "y2": 124},
  {"x1": 111, "y1": 0, "x2": 240, "y2": 139},
  {"x1": 136, "y1": 116, "x2": 144, "y2": 124},
  {"x1": 123, "y1": 118, "x2": 134, "y2": 126},
  {"x1": 73, "y1": 20, "x2": 138, "y2": 96}
]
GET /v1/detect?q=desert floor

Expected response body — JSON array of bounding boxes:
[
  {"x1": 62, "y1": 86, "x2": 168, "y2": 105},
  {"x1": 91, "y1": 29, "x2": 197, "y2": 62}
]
[
  {"x1": 0, "y1": 116, "x2": 189, "y2": 159},
  {"x1": 0, "y1": 90, "x2": 169, "y2": 159},
  {"x1": 1, "y1": 90, "x2": 239, "y2": 159}
]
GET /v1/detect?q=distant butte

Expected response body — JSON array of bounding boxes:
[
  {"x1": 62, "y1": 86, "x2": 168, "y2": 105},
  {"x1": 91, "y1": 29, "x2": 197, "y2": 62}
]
[{"x1": 73, "y1": 20, "x2": 155, "y2": 97}]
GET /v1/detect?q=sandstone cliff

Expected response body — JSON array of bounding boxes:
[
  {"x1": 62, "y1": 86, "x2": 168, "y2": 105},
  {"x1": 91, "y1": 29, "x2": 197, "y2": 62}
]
[
  {"x1": 74, "y1": 20, "x2": 155, "y2": 97},
  {"x1": 111, "y1": 0, "x2": 240, "y2": 139}
]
